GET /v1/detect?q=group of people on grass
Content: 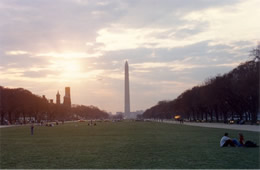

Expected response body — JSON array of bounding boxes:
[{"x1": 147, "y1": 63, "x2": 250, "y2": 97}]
[
  {"x1": 88, "y1": 120, "x2": 97, "y2": 126},
  {"x1": 220, "y1": 133, "x2": 258, "y2": 147},
  {"x1": 30, "y1": 121, "x2": 65, "y2": 135}
]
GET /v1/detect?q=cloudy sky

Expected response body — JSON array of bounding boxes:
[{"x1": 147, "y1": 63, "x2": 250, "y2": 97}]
[{"x1": 0, "y1": 0, "x2": 259, "y2": 113}]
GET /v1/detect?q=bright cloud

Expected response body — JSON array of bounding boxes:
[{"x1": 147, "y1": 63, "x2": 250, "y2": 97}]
[
  {"x1": 96, "y1": 26, "x2": 170, "y2": 50},
  {"x1": 5, "y1": 50, "x2": 30, "y2": 55},
  {"x1": 182, "y1": 0, "x2": 260, "y2": 45},
  {"x1": 36, "y1": 52, "x2": 102, "y2": 59},
  {"x1": 96, "y1": 26, "x2": 205, "y2": 50},
  {"x1": 132, "y1": 61, "x2": 242, "y2": 72}
]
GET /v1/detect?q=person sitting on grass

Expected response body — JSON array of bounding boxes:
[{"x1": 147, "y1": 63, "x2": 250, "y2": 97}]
[
  {"x1": 238, "y1": 133, "x2": 258, "y2": 147},
  {"x1": 239, "y1": 133, "x2": 244, "y2": 146},
  {"x1": 220, "y1": 133, "x2": 235, "y2": 147}
]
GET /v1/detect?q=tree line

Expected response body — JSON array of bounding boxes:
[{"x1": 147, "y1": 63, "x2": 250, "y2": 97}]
[
  {"x1": 0, "y1": 87, "x2": 109, "y2": 125},
  {"x1": 143, "y1": 46, "x2": 259, "y2": 124}
]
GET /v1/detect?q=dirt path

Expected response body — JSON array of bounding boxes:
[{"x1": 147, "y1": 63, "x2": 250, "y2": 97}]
[{"x1": 148, "y1": 119, "x2": 260, "y2": 132}]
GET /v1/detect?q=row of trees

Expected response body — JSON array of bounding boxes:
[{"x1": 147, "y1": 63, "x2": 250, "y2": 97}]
[
  {"x1": 0, "y1": 87, "x2": 109, "y2": 125},
  {"x1": 143, "y1": 46, "x2": 259, "y2": 124},
  {"x1": 71, "y1": 105, "x2": 109, "y2": 120}
]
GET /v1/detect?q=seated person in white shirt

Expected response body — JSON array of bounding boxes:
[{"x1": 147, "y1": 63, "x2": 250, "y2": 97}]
[{"x1": 220, "y1": 133, "x2": 235, "y2": 147}]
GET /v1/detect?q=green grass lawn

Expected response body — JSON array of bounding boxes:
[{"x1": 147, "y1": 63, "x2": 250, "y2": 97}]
[{"x1": 0, "y1": 121, "x2": 259, "y2": 169}]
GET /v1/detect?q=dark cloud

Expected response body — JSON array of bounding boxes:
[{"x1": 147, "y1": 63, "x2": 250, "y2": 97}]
[
  {"x1": 87, "y1": 39, "x2": 252, "y2": 74},
  {"x1": 112, "y1": 0, "x2": 241, "y2": 27},
  {"x1": 0, "y1": 0, "x2": 126, "y2": 51},
  {"x1": 0, "y1": 0, "x2": 241, "y2": 51},
  {"x1": 173, "y1": 23, "x2": 209, "y2": 39}
]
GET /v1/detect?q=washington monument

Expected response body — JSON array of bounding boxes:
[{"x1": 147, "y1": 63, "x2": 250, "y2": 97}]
[{"x1": 125, "y1": 61, "x2": 130, "y2": 117}]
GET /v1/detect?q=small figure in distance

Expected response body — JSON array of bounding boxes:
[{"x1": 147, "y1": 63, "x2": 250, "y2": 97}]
[
  {"x1": 220, "y1": 133, "x2": 235, "y2": 147},
  {"x1": 31, "y1": 123, "x2": 34, "y2": 135}
]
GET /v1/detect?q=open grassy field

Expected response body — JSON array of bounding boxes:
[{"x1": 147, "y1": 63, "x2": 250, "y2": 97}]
[{"x1": 0, "y1": 121, "x2": 259, "y2": 169}]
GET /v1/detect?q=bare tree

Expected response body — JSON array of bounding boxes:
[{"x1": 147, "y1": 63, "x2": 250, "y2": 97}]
[{"x1": 250, "y1": 43, "x2": 260, "y2": 61}]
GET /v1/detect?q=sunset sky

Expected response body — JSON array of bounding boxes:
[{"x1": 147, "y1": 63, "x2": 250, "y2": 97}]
[{"x1": 1, "y1": 0, "x2": 259, "y2": 113}]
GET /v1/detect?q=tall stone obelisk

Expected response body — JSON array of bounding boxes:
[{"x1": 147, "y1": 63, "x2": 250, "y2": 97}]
[{"x1": 125, "y1": 61, "x2": 130, "y2": 117}]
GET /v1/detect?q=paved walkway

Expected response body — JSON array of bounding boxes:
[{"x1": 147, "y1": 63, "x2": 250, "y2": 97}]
[
  {"x1": 0, "y1": 125, "x2": 17, "y2": 128},
  {"x1": 148, "y1": 119, "x2": 260, "y2": 132}
]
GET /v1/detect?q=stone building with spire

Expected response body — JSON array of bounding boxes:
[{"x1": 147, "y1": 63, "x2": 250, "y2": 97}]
[{"x1": 56, "y1": 91, "x2": 60, "y2": 104}]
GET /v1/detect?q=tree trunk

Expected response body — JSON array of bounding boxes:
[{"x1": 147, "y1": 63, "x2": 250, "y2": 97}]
[
  {"x1": 210, "y1": 110, "x2": 213, "y2": 122},
  {"x1": 223, "y1": 112, "x2": 228, "y2": 123},
  {"x1": 245, "y1": 112, "x2": 248, "y2": 121},
  {"x1": 214, "y1": 106, "x2": 219, "y2": 122},
  {"x1": 216, "y1": 111, "x2": 219, "y2": 122},
  {"x1": 251, "y1": 111, "x2": 257, "y2": 124},
  {"x1": 1, "y1": 112, "x2": 4, "y2": 125},
  {"x1": 23, "y1": 115, "x2": 26, "y2": 124}
]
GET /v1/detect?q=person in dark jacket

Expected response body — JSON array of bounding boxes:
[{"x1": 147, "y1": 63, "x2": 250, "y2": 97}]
[{"x1": 31, "y1": 123, "x2": 34, "y2": 135}]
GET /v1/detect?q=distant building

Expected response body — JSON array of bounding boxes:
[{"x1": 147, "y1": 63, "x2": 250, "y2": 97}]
[
  {"x1": 56, "y1": 91, "x2": 60, "y2": 104},
  {"x1": 114, "y1": 112, "x2": 124, "y2": 119},
  {"x1": 63, "y1": 87, "x2": 71, "y2": 107},
  {"x1": 125, "y1": 110, "x2": 144, "y2": 119},
  {"x1": 40, "y1": 87, "x2": 71, "y2": 108},
  {"x1": 116, "y1": 112, "x2": 124, "y2": 115}
]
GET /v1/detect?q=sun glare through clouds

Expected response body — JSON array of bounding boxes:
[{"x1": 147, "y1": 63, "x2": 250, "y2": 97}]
[{"x1": 51, "y1": 59, "x2": 81, "y2": 79}]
